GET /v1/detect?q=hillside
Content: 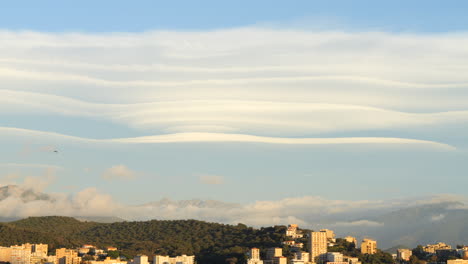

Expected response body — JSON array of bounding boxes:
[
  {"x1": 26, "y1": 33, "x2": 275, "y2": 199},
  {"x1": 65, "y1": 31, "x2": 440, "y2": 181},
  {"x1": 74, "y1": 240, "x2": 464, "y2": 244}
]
[{"x1": 1, "y1": 216, "x2": 288, "y2": 264}]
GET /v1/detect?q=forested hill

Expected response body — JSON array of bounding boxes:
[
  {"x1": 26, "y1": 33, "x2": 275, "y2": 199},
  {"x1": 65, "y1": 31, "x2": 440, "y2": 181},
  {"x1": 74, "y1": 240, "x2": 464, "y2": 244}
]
[{"x1": 0, "y1": 216, "x2": 292, "y2": 264}]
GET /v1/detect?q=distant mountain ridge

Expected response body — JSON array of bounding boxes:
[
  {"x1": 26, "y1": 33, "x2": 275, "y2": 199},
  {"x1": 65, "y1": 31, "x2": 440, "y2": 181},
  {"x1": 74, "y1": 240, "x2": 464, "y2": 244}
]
[{"x1": 333, "y1": 201, "x2": 468, "y2": 248}]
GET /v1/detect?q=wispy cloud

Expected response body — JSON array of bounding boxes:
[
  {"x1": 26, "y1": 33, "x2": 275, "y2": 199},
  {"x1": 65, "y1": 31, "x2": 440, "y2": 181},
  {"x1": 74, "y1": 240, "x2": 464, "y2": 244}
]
[
  {"x1": 333, "y1": 220, "x2": 384, "y2": 227},
  {"x1": 0, "y1": 127, "x2": 456, "y2": 150},
  {"x1": 0, "y1": 163, "x2": 62, "y2": 170},
  {"x1": 102, "y1": 165, "x2": 137, "y2": 180},
  {"x1": 199, "y1": 175, "x2": 224, "y2": 185}
]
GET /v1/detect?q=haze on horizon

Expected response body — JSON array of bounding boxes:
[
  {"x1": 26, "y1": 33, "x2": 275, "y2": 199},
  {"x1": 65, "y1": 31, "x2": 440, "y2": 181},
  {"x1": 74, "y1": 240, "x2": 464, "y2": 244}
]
[{"x1": 1, "y1": 1, "x2": 468, "y2": 240}]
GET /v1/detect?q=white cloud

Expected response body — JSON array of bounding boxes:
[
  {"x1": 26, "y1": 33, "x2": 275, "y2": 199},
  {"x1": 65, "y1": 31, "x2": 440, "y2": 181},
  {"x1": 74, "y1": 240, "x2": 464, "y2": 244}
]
[
  {"x1": 199, "y1": 175, "x2": 224, "y2": 185},
  {"x1": 333, "y1": 220, "x2": 384, "y2": 227},
  {"x1": 102, "y1": 165, "x2": 136, "y2": 180},
  {"x1": 0, "y1": 127, "x2": 456, "y2": 150},
  {"x1": 0, "y1": 29, "x2": 468, "y2": 145},
  {"x1": 0, "y1": 175, "x2": 465, "y2": 229},
  {"x1": 430, "y1": 214, "x2": 446, "y2": 222}
]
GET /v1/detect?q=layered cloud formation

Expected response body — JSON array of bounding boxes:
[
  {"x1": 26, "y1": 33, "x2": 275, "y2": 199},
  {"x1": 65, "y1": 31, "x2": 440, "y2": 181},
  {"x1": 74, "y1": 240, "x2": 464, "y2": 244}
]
[{"x1": 1, "y1": 29, "x2": 468, "y2": 148}]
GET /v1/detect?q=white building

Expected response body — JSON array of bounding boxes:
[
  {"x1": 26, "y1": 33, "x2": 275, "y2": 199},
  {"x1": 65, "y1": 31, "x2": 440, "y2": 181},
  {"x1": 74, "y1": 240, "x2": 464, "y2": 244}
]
[
  {"x1": 286, "y1": 224, "x2": 303, "y2": 239},
  {"x1": 153, "y1": 255, "x2": 195, "y2": 264}
]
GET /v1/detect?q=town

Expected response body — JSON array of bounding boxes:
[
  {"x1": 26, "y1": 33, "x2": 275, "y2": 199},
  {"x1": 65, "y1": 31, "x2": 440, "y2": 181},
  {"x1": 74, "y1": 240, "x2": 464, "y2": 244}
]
[{"x1": 1, "y1": 224, "x2": 467, "y2": 264}]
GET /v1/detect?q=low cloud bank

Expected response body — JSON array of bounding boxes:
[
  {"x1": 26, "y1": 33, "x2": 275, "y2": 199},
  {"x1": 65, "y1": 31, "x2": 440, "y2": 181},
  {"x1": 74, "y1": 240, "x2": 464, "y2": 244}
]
[{"x1": 0, "y1": 176, "x2": 465, "y2": 229}]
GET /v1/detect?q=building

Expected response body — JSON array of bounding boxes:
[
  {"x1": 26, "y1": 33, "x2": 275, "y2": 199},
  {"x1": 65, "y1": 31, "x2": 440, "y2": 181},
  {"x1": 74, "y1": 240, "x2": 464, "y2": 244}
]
[
  {"x1": 247, "y1": 248, "x2": 263, "y2": 264},
  {"x1": 344, "y1": 237, "x2": 357, "y2": 247},
  {"x1": 266, "y1": 248, "x2": 283, "y2": 260},
  {"x1": 90, "y1": 257, "x2": 128, "y2": 264},
  {"x1": 319, "y1": 230, "x2": 336, "y2": 241},
  {"x1": 0, "y1": 246, "x2": 12, "y2": 262},
  {"x1": 133, "y1": 255, "x2": 149, "y2": 264},
  {"x1": 291, "y1": 251, "x2": 313, "y2": 264},
  {"x1": 360, "y1": 239, "x2": 377, "y2": 255},
  {"x1": 10, "y1": 245, "x2": 31, "y2": 264},
  {"x1": 447, "y1": 260, "x2": 468, "y2": 264},
  {"x1": 287, "y1": 224, "x2": 303, "y2": 239},
  {"x1": 153, "y1": 255, "x2": 194, "y2": 264},
  {"x1": 272, "y1": 256, "x2": 287, "y2": 264},
  {"x1": 295, "y1": 252, "x2": 310, "y2": 261},
  {"x1": 423, "y1": 243, "x2": 451, "y2": 254},
  {"x1": 32, "y1": 244, "x2": 48, "y2": 257},
  {"x1": 396, "y1": 249, "x2": 412, "y2": 261},
  {"x1": 46, "y1": 255, "x2": 57, "y2": 264},
  {"x1": 344, "y1": 256, "x2": 361, "y2": 264},
  {"x1": 56, "y1": 248, "x2": 81, "y2": 264},
  {"x1": 458, "y1": 249, "x2": 468, "y2": 259},
  {"x1": 326, "y1": 253, "x2": 343, "y2": 263},
  {"x1": 309, "y1": 231, "x2": 328, "y2": 263}
]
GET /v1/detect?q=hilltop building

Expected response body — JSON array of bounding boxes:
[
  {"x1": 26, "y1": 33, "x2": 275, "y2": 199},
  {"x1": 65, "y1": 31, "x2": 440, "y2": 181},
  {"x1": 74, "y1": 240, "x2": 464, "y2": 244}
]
[
  {"x1": 309, "y1": 231, "x2": 328, "y2": 263},
  {"x1": 286, "y1": 224, "x2": 303, "y2": 239},
  {"x1": 344, "y1": 237, "x2": 357, "y2": 247},
  {"x1": 423, "y1": 242, "x2": 451, "y2": 253},
  {"x1": 360, "y1": 239, "x2": 377, "y2": 255}
]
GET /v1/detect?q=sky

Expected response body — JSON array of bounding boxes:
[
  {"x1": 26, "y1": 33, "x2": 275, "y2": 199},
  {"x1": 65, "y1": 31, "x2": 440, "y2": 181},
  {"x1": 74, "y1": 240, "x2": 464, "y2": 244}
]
[{"x1": 1, "y1": 1, "x2": 468, "y2": 227}]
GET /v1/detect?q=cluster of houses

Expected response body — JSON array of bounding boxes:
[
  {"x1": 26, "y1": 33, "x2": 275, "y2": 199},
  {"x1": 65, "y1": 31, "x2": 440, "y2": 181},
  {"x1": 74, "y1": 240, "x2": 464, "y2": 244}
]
[
  {"x1": 0, "y1": 244, "x2": 194, "y2": 264},
  {"x1": 246, "y1": 224, "x2": 468, "y2": 264}
]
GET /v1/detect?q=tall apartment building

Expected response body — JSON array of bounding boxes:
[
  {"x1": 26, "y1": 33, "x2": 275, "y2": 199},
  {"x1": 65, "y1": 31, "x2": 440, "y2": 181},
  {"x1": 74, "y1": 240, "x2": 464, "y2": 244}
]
[
  {"x1": 0, "y1": 246, "x2": 12, "y2": 262},
  {"x1": 247, "y1": 248, "x2": 264, "y2": 264},
  {"x1": 153, "y1": 255, "x2": 194, "y2": 264},
  {"x1": 344, "y1": 237, "x2": 357, "y2": 247},
  {"x1": 396, "y1": 249, "x2": 412, "y2": 261},
  {"x1": 10, "y1": 245, "x2": 31, "y2": 264},
  {"x1": 32, "y1": 244, "x2": 48, "y2": 257},
  {"x1": 309, "y1": 231, "x2": 328, "y2": 263},
  {"x1": 360, "y1": 239, "x2": 377, "y2": 255},
  {"x1": 55, "y1": 248, "x2": 81, "y2": 264}
]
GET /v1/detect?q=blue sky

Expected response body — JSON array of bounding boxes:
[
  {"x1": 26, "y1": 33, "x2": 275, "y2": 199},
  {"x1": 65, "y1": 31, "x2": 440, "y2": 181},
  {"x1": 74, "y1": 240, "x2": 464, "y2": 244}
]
[
  {"x1": 0, "y1": 1, "x2": 468, "y2": 225},
  {"x1": 1, "y1": 0, "x2": 468, "y2": 32}
]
